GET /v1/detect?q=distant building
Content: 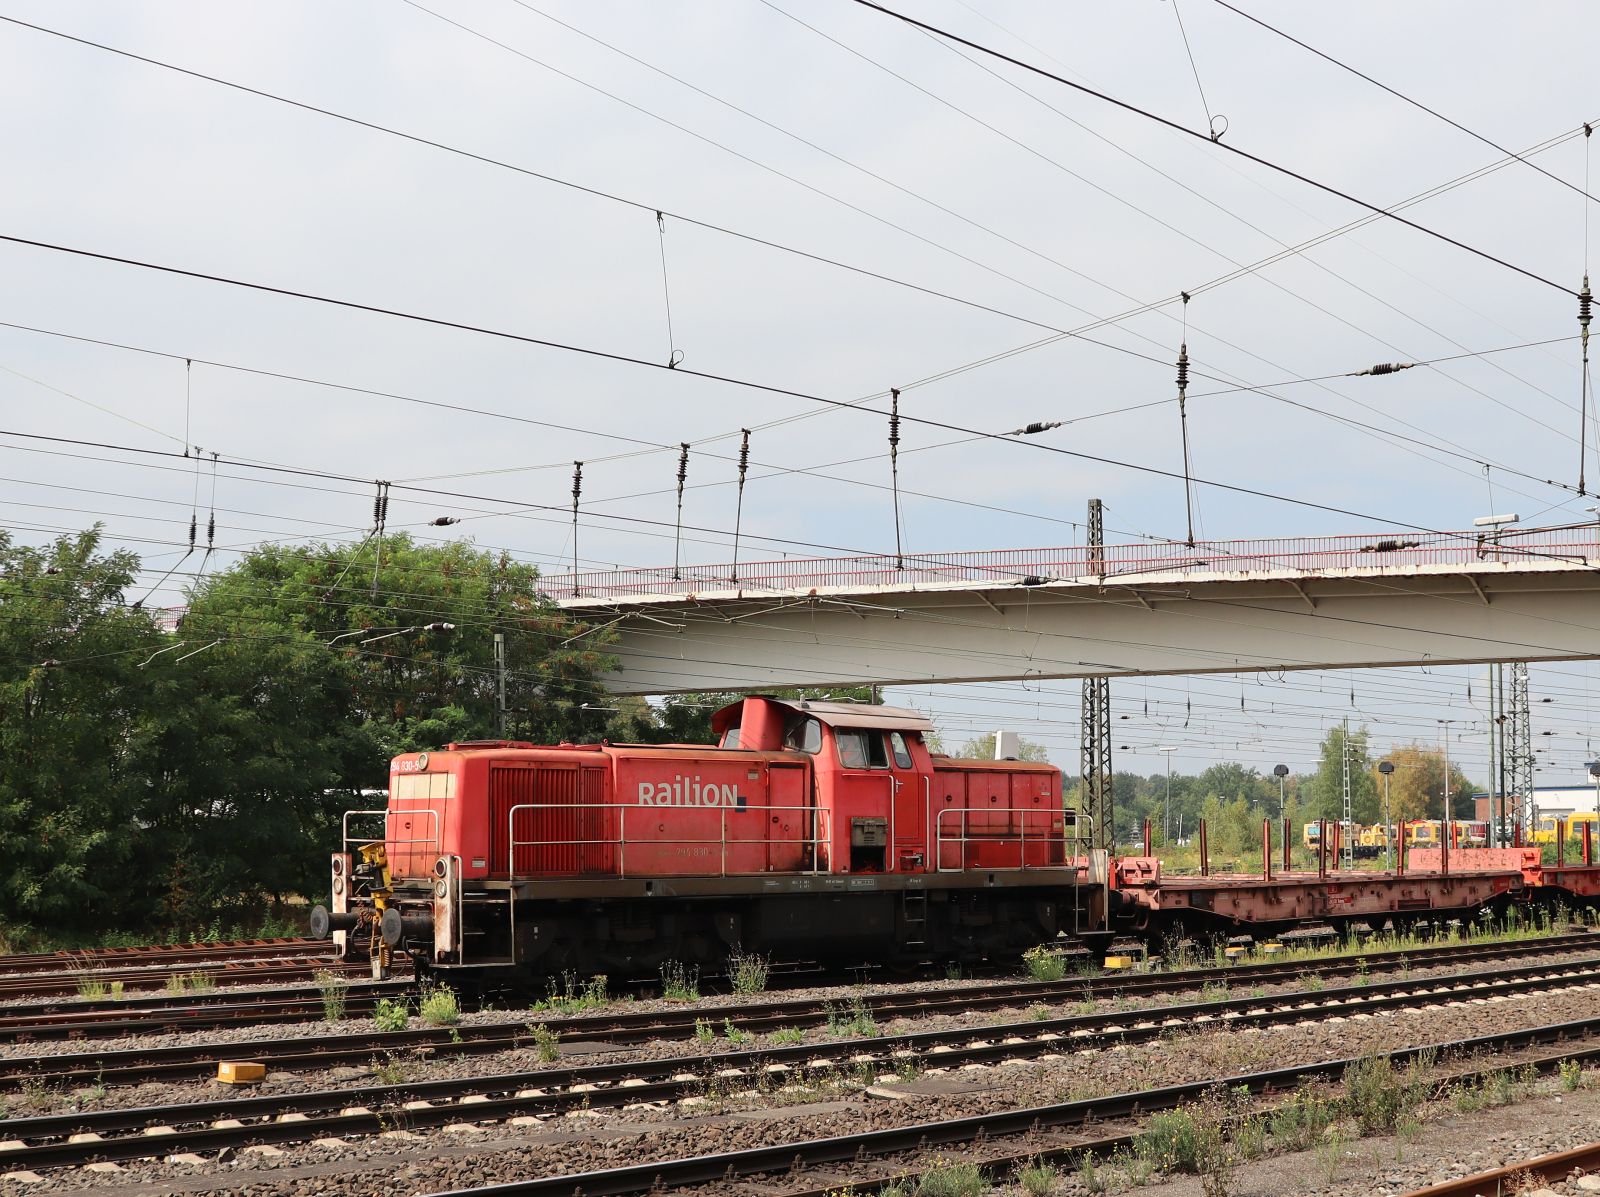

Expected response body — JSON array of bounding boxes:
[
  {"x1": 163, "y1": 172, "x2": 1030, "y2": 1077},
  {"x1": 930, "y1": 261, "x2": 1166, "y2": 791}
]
[
  {"x1": 154, "y1": 606, "x2": 186, "y2": 633},
  {"x1": 1473, "y1": 784, "x2": 1600, "y2": 823}
]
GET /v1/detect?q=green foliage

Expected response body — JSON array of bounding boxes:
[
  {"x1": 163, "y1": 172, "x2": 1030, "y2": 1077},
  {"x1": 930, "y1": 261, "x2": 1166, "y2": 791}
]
[
  {"x1": 372, "y1": 997, "x2": 410, "y2": 1032},
  {"x1": 1018, "y1": 1158, "x2": 1058, "y2": 1196},
  {"x1": 419, "y1": 984, "x2": 460, "y2": 1027},
  {"x1": 1561, "y1": 1058, "x2": 1586, "y2": 1091},
  {"x1": 314, "y1": 969, "x2": 349, "y2": 1022},
  {"x1": 1022, "y1": 944, "x2": 1068, "y2": 982},
  {"x1": 768, "y1": 1026, "x2": 806, "y2": 1045},
  {"x1": 727, "y1": 949, "x2": 770, "y2": 995},
  {"x1": 912, "y1": 1160, "x2": 988, "y2": 1196},
  {"x1": 76, "y1": 975, "x2": 108, "y2": 1000},
  {"x1": 694, "y1": 1018, "x2": 715, "y2": 1045},
  {"x1": 1343, "y1": 1053, "x2": 1430, "y2": 1136},
  {"x1": 825, "y1": 996, "x2": 879, "y2": 1037},
  {"x1": 0, "y1": 528, "x2": 617, "y2": 942},
  {"x1": 527, "y1": 1022, "x2": 560, "y2": 1063},
  {"x1": 1267, "y1": 1088, "x2": 1339, "y2": 1150},
  {"x1": 957, "y1": 732, "x2": 1049, "y2": 762},
  {"x1": 530, "y1": 971, "x2": 608, "y2": 1014},
  {"x1": 660, "y1": 960, "x2": 699, "y2": 1000},
  {"x1": 1304, "y1": 724, "x2": 1379, "y2": 824}
]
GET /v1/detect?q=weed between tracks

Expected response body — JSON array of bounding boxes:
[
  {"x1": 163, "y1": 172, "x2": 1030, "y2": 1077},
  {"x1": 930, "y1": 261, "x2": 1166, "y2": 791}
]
[
  {"x1": 727, "y1": 947, "x2": 770, "y2": 995},
  {"x1": 315, "y1": 968, "x2": 350, "y2": 1022},
  {"x1": 659, "y1": 960, "x2": 700, "y2": 1001},
  {"x1": 163, "y1": 970, "x2": 215, "y2": 994},
  {"x1": 529, "y1": 972, "x2": 609, "y2": 1015}
]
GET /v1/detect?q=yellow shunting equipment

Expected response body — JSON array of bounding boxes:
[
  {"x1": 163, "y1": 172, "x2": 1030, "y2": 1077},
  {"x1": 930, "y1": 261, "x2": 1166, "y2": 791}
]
[
  {"x1": 217, "y1": 1061, "x2": 266, "y2": 1085},
  {"x1": 1103, "y1": 955, "x2": 1135, "y2": 970}
]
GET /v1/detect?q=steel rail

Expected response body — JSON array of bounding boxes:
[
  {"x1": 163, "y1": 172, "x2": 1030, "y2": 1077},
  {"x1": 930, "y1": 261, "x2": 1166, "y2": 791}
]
[
  {"x1": 1, "y1": 977, "x2": 404, "y2": 1022},
  {"x1": 1, "y1": 929, "x2": 1588, "y2": 1056},
  {"x1": 6, "y1": 955, "x2": 1600, "y2": 1169},
  {"x1": 1397, "y1": 1141, "x2": 1600, "y2": 1196},
  {"x1": 0, "y1": 980, "x2": 408, "y2": 1041},
  {"x1": 0, "y1": 938, "x2": 323, "y2": 974},
  {"x1": 0, "y1": 957, "x2": 356, "y2": 1001},
  {"x1": 420, "y1": 1021, "x2": 1600, "y2": 1197}
]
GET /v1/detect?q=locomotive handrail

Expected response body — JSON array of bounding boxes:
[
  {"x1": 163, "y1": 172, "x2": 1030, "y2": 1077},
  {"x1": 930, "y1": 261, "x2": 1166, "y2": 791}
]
[
  {"x1": 503, "y1": 802, "x2": 833, "y2": 879},
  {"x1": 933, "y1": 806, "x2": 1092, "y2": 873},
  {"x1": 341, "y1": 808, "x2": 441, "y2": 860}
]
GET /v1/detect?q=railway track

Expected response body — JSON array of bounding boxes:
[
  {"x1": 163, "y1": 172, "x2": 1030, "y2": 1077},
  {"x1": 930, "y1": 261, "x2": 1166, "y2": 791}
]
[
  {"x1": 1, "y1": 928, "x2": 1589, "y2": 1047},
  {"x1": 5, "y1": 953, "x2": 1600, "y2": 1171},
  {"x1": 0, "y1": 937, "x2": 323, "y2": 975},
  {"x1": 1399, "y1": 1141, "x2": 1600, "y2": 1196},
  {"x1": 412, "y1": 1024, "x2": 1600, "y2": 1197},
  {"x1": 0, "y1": 958, "x2": 367, "y2": 1004},
  {"x1": 0, "y1": 976, "x2": 408, "y2": 1040}
]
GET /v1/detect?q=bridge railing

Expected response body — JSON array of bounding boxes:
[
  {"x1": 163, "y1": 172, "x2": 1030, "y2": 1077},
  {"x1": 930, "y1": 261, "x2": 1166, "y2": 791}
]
[{"x1": 542, "y1": 524, "x2": 1600, "y2": 601}]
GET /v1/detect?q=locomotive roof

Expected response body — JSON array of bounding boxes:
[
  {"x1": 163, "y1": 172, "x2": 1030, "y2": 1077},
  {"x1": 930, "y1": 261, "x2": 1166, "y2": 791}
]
[{"x1": 711, "y1": 695, "x2": 934, "y2": 734}]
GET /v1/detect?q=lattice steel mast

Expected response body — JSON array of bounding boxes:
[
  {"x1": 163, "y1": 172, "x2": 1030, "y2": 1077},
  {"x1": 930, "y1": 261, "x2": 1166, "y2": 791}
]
[{"x1": 1081, "y1": 499, "x2": 1115, "y2": 850}]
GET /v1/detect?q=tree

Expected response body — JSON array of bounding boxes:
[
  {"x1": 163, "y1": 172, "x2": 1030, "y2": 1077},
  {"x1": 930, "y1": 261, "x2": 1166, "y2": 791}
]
[
  {"x1": 1303, "y1": 724, "x2": 1379, "y2": 823},
  {"x1": 0, "y1": 529, "x2": 165, "y2": 933},
  {"x1": 141, "y1": 533, "x2": 613, "y2": 920},
  {"x1": 640, "y1": 686, "x2": 881, "y2": 745},
  {"x1": 1371, "y1": 743, "x2": 1477, "y2": 823},
  {"x1": 957, "y1": 732, "x2": 1050, "y2": 762}
]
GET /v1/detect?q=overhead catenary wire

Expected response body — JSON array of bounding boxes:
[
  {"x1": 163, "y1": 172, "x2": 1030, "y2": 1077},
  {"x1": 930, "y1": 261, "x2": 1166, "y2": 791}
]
[
  {"x1": 849, "y1": 0, "x2": 1580, "y2": 298},
  {"x1": 3, "y1": 232, "x2": 1583, "y2": 545},
  {"x1": 1169, "y1": 0, "x2": 1226, "y2": 141},
  {"x1": 655, "y1": 211, "x2": 682, "y2": 369},
  {"x1": 1208, "y1": 0, "x2": 1598, "y2": 207}
]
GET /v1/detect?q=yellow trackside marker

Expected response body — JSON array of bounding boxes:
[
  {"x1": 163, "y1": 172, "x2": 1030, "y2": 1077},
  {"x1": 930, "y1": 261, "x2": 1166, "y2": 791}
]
[
  {"x1": 1224, "y1": 946, "x2": 1248, "y2": 961},
  {"x1": 217, "y1": 1062, "x2": 266, "y2": 1085},
  {"x1": 1262, "y1": 942, "x2": 1285, "y2": 954},
  {"x1": 1103, "y1": 955, "x2": 1135, "y2": 970}
]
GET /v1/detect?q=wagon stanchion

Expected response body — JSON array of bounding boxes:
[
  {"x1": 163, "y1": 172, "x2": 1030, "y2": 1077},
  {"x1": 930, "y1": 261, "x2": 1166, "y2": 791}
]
[
  {"x1": 1198, "y1": 819, "x2": 1209, "y2": 877},
  {"x1": 1282, "y1": 816, "x2": 1291, "y2": 872},
  {"x1": 1585, "y1": 820, "x2": 1593, "y2": 866},
  {"x1": 1317, "y1": 818, "x2": 1327, "y2": 879},
  {"x1": 1261, "y1": 818, "x2": 1272, "y2": 881}
]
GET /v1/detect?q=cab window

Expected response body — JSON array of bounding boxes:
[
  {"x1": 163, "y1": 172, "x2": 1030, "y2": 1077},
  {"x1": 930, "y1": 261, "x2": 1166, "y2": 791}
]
[
  {"x1": 782, "y1": 714, "x2": 822, "y2": 754},
  {"x1": 836, "y1": 729, "x2": 888, "y2": 768},
  {"x1": 889, "y1": 731, "x2": 913, "y2": 769}
]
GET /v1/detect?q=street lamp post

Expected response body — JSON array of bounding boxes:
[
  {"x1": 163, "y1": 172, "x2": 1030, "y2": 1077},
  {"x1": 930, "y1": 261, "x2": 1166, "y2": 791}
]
[
  {"x1": 1378, "y1": 760, "x2": 1395, "y2": 870},
  {"x1": 1273, "y1": 764, "x2": 1290, "y2": 821}
]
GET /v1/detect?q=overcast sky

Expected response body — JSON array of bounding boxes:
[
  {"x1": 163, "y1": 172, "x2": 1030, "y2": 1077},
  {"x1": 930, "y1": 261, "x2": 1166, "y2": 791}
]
[{"x1": 3, "y1": 1, "x2": 1598, "y2": 782}]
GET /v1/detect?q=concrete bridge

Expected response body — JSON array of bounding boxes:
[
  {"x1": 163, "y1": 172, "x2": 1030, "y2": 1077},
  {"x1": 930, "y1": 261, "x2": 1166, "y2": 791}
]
[{"x1": 544, "y1": 525, "x2": 1600, "y2": 695}]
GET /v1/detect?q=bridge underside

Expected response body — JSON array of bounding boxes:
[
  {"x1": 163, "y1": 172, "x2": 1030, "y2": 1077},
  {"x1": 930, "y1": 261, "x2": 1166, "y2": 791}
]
[{"x1": 560, "y1": 564, "x2": 1600, "y2": 695}]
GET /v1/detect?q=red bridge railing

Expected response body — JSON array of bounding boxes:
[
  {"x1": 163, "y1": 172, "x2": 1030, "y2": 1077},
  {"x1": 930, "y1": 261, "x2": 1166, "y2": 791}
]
[{"x1": 542, "y1": 524, "x2": 1600, "y2": 601}]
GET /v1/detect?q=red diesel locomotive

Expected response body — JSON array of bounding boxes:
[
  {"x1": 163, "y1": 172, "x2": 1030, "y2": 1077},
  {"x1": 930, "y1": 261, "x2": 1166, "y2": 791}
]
[{"x1": 311, "y1": 696, "x2": 1109, "y2": 978}]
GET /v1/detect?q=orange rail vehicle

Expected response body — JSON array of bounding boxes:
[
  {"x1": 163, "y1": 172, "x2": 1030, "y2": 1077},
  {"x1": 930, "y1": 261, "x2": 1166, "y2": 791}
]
[{"x1": 312, "y1": 696, "x2": 1109, "y2": 979}]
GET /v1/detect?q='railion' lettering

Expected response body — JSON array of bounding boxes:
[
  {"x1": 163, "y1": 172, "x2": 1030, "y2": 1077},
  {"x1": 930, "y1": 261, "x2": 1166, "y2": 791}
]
[{"x1": 636, "y1": 776, "x2": 740, "y2": 807}]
